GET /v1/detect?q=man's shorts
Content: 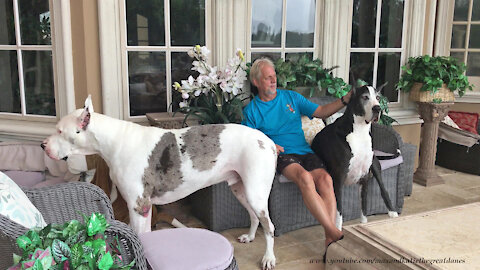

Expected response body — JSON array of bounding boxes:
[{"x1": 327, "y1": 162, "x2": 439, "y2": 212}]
[{"x1": 276, "y1": 153, "x2": 326, "y2": 174}]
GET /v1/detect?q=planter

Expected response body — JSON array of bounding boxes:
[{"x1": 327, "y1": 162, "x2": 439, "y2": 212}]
[{"x1": 409, "y1": 83, "x2": 455, "y2": 103}]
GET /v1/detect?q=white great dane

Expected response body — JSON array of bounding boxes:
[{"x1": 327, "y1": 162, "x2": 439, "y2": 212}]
[{"x1": 42, "y1": 96, "x2": 278, "y2": 269}]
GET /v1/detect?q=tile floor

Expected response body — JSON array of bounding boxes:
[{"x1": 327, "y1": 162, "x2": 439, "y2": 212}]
[{"x1": 154, "y1": 166, "x2": 480, "y2": 270}]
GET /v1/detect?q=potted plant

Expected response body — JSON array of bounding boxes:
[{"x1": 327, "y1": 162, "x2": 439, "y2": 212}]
[
  {"x1": 396, "y1": 55, "x2": 473, "y2": 103},
  {"x1": 9, "y1": 213, "x2": 134, "y2": 270},
  {"x1": 174, "y1": 45, "x2": 247, "y2": 125}
]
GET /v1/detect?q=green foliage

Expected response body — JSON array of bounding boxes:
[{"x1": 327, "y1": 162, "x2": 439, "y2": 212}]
[
  {"x1": 396, "y1": 55, "x2": 473, "y2": 97},
  {"x1": 10, "y1": 213, "x2": 134, "y2": 270},
  {"x1": 249, "y1": 54, "x2": 351, "y2": 98}
]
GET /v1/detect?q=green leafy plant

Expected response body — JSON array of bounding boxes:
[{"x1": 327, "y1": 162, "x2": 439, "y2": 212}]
[
  {"x1": 248, "y1": 54, "x2": 351, "y2": 98},
  {"x1": 9, "y1": 213, "x2": 134, "y2": 270},
  {"x1": 174, "y1": 45, "x2": 247, "y2": 125},
  {"x1": 396, "y1": 55, "x2": 473, "y2": 97}
]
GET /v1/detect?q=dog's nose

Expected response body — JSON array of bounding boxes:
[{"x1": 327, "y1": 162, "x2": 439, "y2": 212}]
[
  {"x1": 372, "y1": 105, "x2": 381, "y2": 113},
  {"x1": 40, "y1": 143, "x2": 46, "y2": 150},
  {"x1": 62, "y1": 156, "x2": 68, "y2": 161}
]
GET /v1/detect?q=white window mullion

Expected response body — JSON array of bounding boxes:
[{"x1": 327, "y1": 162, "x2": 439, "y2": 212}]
[
  {"x1": 12, "y1": 0, "x2": 26, "y2": 116},
  {"x1": 164, "y1": 0, "x2": 172, "y2": 112},
  {"x1": 372, "y1": 0, "x2": 383, "y2": 88},
  {"x1": 280, "y1": 0, "x2": 287, "y2": 59}
]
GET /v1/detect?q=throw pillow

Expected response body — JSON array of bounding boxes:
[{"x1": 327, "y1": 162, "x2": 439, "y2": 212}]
[
  {"x1": 301, "y1": 116, "x2": 325, "y2": 145},
  {"x1": 448, "y1": 111, "x2": 479, "y2": 134},
  {"x1": 0, "y1": 172, "x2": 47, "y2": 229}
]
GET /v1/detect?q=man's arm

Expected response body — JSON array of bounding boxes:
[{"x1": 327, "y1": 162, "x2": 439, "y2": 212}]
[{"x1": 312, "y1": 91, "x2": 352, "y2": 119}]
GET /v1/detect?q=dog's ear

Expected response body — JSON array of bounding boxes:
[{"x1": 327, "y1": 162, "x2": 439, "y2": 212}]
[
  {"x1": 77, "y1": 95, "x2": 93, "y2": 130},
  {"x1": 376, "y1": 82, "x2": 388, "y2": 94}
]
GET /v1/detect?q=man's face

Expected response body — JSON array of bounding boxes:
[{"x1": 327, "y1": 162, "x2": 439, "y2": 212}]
[{"x1": 254, "y1": 64, "x2": 277, "y2": 96}]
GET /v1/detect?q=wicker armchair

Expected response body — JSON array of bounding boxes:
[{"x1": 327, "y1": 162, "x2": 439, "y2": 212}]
[
  {"x1": 0, "y1": 182, "x2": 147, "y2": 270},
  {"x1": 188, "y1": 96, "x2": 417, "y2": 236}
]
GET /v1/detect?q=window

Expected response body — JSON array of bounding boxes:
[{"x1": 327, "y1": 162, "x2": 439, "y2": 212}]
[
  {"x1": 450, "y1": 0, "x2": 480, "y2": 80},
  {"x1": 349, "y1": 0, "x2": 406, "y2": 102},
  {"x1": 249, "y1": 0, "x2": 318, "y2": 62},
  {"x1": 122, "y1": 0, "x2": 207, "y2": 117},
  {"x1": 0, "y1": 0, "x2": 55, "y2": 118}
]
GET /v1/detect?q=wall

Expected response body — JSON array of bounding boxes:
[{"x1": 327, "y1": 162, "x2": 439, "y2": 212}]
[
  {"x1": 70, "y1": 0, "x2": 103, "y2": 112},
  {"x1": 451, "y1": 103, "x2": 480, "y2": 114},
  {"x1": 393, "y1": 124, "x2": 421, "y2": 169}
]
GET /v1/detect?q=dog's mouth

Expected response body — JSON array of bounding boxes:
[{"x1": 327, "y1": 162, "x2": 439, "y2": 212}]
[{"x1": 365, "y1": 115, "x2": 380, "y2": 124}]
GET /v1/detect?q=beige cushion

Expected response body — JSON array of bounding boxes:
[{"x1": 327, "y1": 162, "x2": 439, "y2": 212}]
[{"x1": 301, "y1": 116, "x2": 325, "y2": 145}]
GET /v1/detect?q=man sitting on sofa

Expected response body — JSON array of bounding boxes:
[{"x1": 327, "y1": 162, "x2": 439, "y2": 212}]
[{"x1": 242, "y1": 58, "x2": 350, "y2": 247}]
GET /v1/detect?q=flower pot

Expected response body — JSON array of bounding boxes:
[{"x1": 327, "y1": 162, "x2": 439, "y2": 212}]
[{"x1": 409, "y1": 83, "x2": 455, "y2": 103}]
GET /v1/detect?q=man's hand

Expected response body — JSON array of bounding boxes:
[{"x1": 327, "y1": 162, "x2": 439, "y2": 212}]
[
  {"x1": 275, "y1": 144, "x2": 284, "y2": 155},
  {"x1": 343, "y1": 90, "x2": 353, "y2": 103}
]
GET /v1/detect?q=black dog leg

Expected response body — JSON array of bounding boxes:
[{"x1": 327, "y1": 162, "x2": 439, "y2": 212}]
[
  {"x1": 371, "y1": 158, "x2": 399, "y2": 218},
  {"x1": 334, "y1": 183, "x2": 343, "y2": 230}
]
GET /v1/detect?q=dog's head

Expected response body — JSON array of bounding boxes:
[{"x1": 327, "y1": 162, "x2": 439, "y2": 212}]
[
  {"x1": 348, "y1": 84, "x2": 385, "y2": 124},
  {"x1": 42, "y1": 95, "x2": 99, "y2": 161}
]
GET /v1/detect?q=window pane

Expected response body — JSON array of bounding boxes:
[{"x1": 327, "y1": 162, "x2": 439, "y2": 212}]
[
  {"x1": 450, "y1": 52, "x2": 465, "y2": 64},
  {"x1": 0, "y1": 51, "x2": 20, "y2": 113},
  {"x1": 251, "y1": 0, "x2": 282, "y2": 48},
  {"x1": 285, "y1": 0, "x2": 315, "y2": 48},
  {"x1": 379, "y1": 0, "x2": 404, "y2": 48},
  {"x1": 377, "y1": 52, "x2": 400, "y2": 102},
  {"x1": 350, "y1": 52, "x2": 375, "y2": 85},
  {"x1": 171, "y1": 52, "x2": 196, "y2": 111},
  {"x1": 170, "y1": 0, "x2": 205, "y2": 46},
  {"x1": 18, "y1": 0, "x2": 51, "y2": 45},
  {"x1": 453, "y1": 0, "x2": 469, "y2": 21},
  {"x1": 0, "y1": 0, "x2": 15, "y2": 45},
  {"x1": 23, "y1": 51, "x2": 54, "y2": 116},
  {"x1": 451, "y1": 25, "x2": 467, "y2": 48},
  {"x1": 466, "y1": 52, "x2": 480, "y2": 76},
  {"x1": 126, "y1": 0, "x2": 165, "y2": 46},
  {"x1": 128, "y1": 51, "x2": 166, "y2": 116},
  {"x1": 251, "y1": 52, "x2": 281, "y2": 62},
  {"x1": 469, "y1": 25, "x2": 480, "y2": 48},
  {"x1": 285, "y1": 52, "x2": 313, "y2": 62},
  {"x1": 473, "y1": 0, "x2": 480, "y2": 21},
  {"x1": 351, "y1": 0, "x2": 377, "y2": 48}
]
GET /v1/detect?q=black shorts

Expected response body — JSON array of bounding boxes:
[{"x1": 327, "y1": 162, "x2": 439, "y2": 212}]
[{"x1": 276, "y1": 153, "x2": 326, "y2": 174}]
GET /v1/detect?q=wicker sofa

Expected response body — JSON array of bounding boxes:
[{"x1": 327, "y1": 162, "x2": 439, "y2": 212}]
[{"x1": 189, "y1": 96, "x2": 417, "y2": 236}]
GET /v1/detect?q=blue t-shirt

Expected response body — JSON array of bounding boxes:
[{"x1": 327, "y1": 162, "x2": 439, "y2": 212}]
[{"x1": 242, "y1": 89, "x2": 319, "y2": 155}]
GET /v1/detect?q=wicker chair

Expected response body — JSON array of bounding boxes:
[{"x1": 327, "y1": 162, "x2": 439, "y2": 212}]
[
  {"x1": 188, "y1": 96, "x2": 417, "y2": 236},
  {"x1": 0, "y1": 182, "x2": 147, "y2": 270}
]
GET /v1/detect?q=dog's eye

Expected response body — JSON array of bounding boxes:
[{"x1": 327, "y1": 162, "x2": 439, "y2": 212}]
[
  {"x1": 363, "y1": 96, "x2": 369, "y2": 100},
  {"x1": 376, "y1": 96, "x2": 380, "y2": 101},
  {"x1": 76, "y1": 130, "x2": 80, "y2": 134}
]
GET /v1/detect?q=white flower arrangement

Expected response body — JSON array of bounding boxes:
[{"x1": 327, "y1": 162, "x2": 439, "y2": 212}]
[{"x1": 173, "y1": 45, "x2": 247, "y2": 124}]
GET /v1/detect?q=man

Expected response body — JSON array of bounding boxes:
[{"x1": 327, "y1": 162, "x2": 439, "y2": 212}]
[{"x1": 242, "y1": 58, "x2": 351, "y2": 248}]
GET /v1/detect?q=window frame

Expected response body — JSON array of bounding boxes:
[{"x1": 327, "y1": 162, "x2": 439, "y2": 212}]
[
  {"x1": 246, "y1": 0, "x2": 322, "y2": 62},
  {"x1": 0, "y1": 0, "x2": 75, "y2": 141},
  {"x1": 435, "y1": 0, "x2": 480, "y2": 103}
]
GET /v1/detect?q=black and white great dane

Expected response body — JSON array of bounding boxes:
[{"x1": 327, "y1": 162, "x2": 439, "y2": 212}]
[{"x1": 311, "y1": 85, "x2": 398, "y2": 229}]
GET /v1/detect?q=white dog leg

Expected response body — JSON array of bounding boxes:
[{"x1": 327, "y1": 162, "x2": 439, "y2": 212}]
[
  {"x1": 335, "y1": 210, "x2": 343, "y2": 230},
  {"x1": 230, "y1": 182, "x2": 259, "y2": 243},
  {"x1": 388, "y1": 211, "x2": 399, "y2": 218},
  {"x1": 128, "y1": 206, "x2": 152, "y2": 234},
  {"x1": 360, "y1": 211, "x2": 368, "y2": 223}
]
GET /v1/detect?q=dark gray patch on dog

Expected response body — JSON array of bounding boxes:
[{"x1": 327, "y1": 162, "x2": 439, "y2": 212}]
[
  {"x1": 140, "y1": 132, "x2": 184, "y2": 203},
  {"x1": 257, "y1": 140, "x2": 265, "y2": 149},
  {"x1": 181, "y1": 124, "x2": 225, "y2": 171}
]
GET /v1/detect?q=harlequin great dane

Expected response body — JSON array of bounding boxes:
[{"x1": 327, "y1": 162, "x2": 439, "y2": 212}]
[
  {"x1": 311, "y1": 85, "x2": 398, "y2": 230},
  {"x1": 42, "y1": 96, "x2": 278, "y2": 269}
]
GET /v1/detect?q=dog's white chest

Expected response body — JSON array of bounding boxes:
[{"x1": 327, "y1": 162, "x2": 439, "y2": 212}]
[{"x1": 345, "y1": 122, "x2": 373, "y2": 185}]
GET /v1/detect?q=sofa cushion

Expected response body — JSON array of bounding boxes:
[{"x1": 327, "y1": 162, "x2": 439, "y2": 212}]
[
  {"x1": 0, "y1": 172, "x2": 47, "y2": 229},
  {"x1": 3, "y1": 170, "x2": 45, "y2": 188},
  {"x1": 301, "y1": 116, "x2": 325, "y2": 145},
  {"x1": 139, "y1": 228, "x2": 234, "y2": 270},
  {"x1": 374, "y1": 150, "x2": 404, "y2": 170},
  {"x1": 448, "y1": 111, "x2": 479, "y2": 135}
]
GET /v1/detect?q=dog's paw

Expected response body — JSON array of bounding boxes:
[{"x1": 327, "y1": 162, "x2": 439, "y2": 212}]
[
  {"x1": 262, "y1": 254, "x2": 276, "y2": 270},
  {"x1": 388, "y1": 211, "x2": 399, "y2": 218},
  {"x1": 360, "y1": 214, "x2": 368, "y2": 223},
  {"x1": 238, "y1": 234, "x2": 255, "y2": 243}
]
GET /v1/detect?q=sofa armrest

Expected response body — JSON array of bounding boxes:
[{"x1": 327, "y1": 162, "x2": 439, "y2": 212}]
[
  {"x1": 22, "y1": 182, "x2": 115, "y2": 224},
  {"x1": 371, "y1": 123, "x2": 403, "y2": 153}
]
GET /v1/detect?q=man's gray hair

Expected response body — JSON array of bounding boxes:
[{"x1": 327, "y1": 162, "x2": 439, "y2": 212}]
[{"x1": 250, "y1": 57, "x2": 275, "y2": 82}]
